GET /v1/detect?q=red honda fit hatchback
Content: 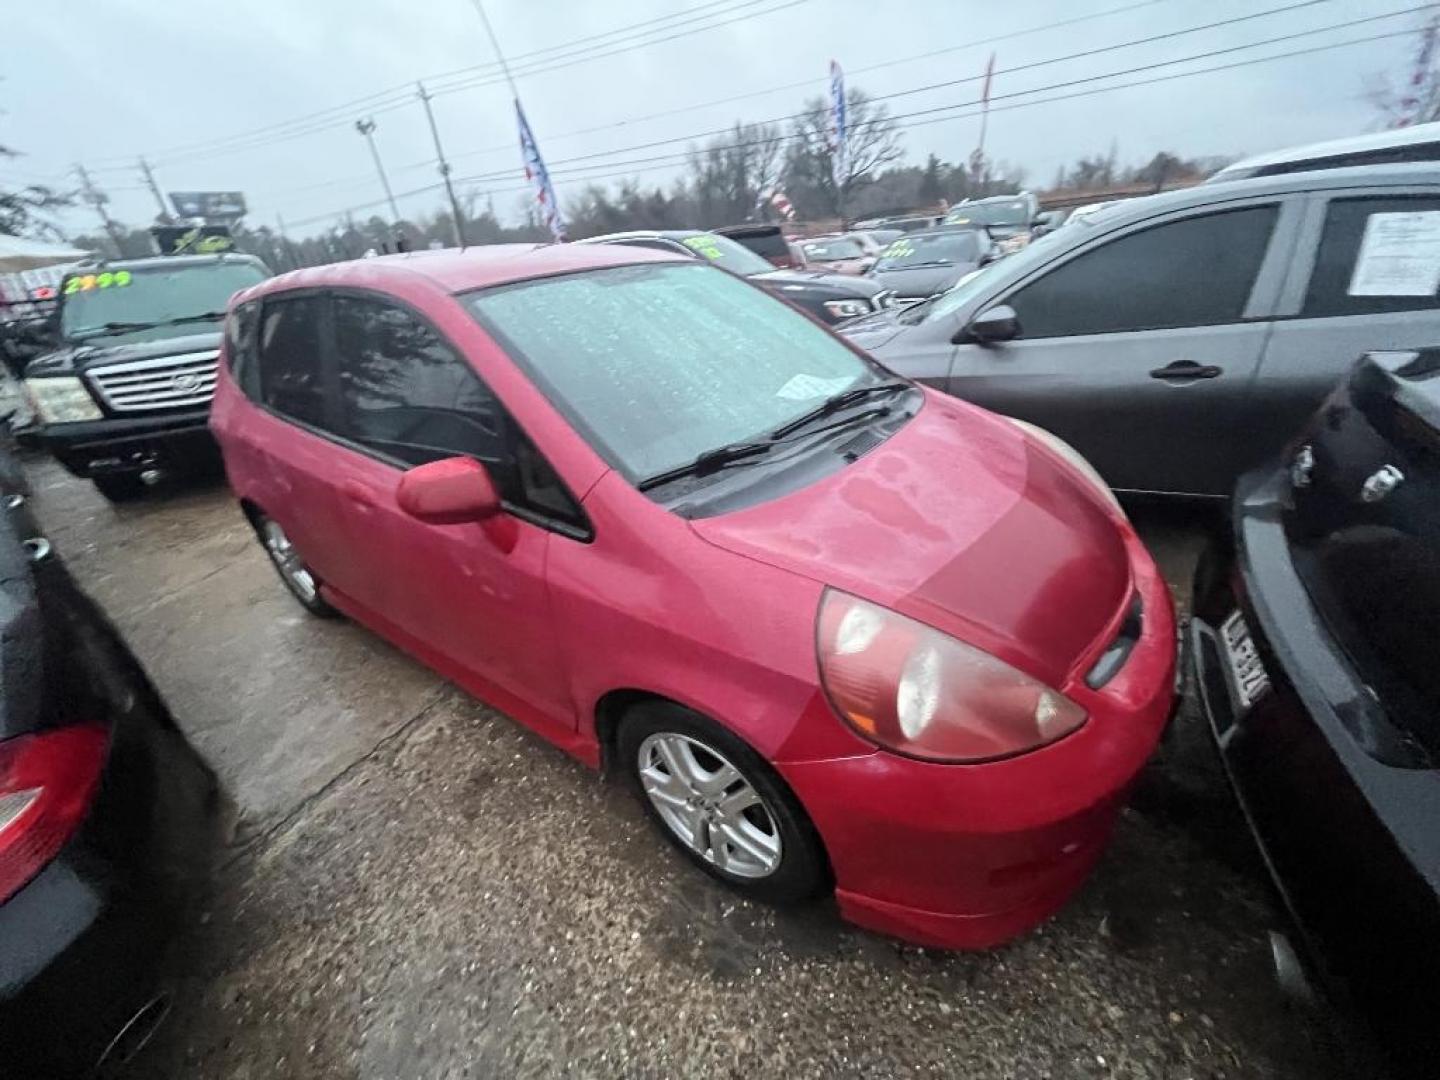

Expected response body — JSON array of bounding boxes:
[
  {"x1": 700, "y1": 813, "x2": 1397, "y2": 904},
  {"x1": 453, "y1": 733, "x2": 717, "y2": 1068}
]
[{"x1": 211, "y1": 244, "x2": 1176, "y2": 949}]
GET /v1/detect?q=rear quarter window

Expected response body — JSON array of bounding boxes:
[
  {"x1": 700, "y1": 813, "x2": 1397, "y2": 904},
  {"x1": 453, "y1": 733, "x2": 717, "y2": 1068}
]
[
  {"x1": 224, "y1": 300, "x2": 262, "y2": 398},
  {"x1": 1302, "y1": 195, "x2": 1440, "y2": 318}
]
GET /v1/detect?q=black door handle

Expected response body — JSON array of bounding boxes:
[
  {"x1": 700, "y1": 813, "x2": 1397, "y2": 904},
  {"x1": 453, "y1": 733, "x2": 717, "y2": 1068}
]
[{"x1": 1150, "y1": 360, "x2": 1222, "y2": 381}]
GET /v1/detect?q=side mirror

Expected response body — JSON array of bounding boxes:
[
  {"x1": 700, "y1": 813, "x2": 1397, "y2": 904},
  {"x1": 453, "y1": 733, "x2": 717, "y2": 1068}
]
[
  {"x1": 396, "y1": 456, "x2": 501, "y2": 524},
  {"x1": 953, "y1": 304, "x2": 1020, "y2": 346},
  {"x1": 1030, "y1": 224, "x2": 1053, "y2": 238},
  {"x1": 978, "y1": 249, "x2": 1000, "y2": 267}
]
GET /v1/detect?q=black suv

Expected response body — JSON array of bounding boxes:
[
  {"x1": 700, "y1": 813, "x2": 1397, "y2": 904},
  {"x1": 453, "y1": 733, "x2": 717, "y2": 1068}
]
[
  {"x1": 579, "y1": 230, "x2": 896, "y2": 325},
  {"x1": 1190, "y1": 349, "x2": 1440, "y2": 1074},
  {"x1": 23, "y1": 254, "x2": 270, "y2": 501}
]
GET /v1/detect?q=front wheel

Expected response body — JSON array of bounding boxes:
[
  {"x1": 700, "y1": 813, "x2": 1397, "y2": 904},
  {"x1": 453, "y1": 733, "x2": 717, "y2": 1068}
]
[
  {"x1": 619, "y1": 702, "x2": 828, "y2": 905},
  {"x1": 256, "y1": 514, "x2": 336, "y2": 618}
]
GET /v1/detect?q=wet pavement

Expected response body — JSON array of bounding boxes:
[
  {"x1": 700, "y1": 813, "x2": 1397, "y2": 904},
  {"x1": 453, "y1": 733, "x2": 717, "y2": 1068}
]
[{"x1": 24, "y1": 461, "x2": 1380, "y2": 1079}]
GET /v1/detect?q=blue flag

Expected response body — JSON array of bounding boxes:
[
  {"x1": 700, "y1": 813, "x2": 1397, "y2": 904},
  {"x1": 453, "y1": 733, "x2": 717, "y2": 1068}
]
[{"x1": 517, "y1": 99, "x2": 566, "y2": 241}]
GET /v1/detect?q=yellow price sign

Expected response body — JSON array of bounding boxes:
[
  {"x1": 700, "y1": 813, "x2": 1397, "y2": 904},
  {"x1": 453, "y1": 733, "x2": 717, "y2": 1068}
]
[
  {"x1": 63, "y1": 270, "x2": 132, "y2": 295},
  {"x1": 883, "y1": 239, "x2": 914, "y2": 260},
  {"x1": 682, "y1": 235, "x2": 726, "y2": 261}
]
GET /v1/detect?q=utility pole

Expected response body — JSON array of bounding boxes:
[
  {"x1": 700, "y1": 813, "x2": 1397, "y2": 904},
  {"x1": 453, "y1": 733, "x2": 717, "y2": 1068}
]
[
  {"x1": 354, "y1": 118, "x2": 401, "y2": 221},
  {"x1": 74, "y1": 164, "x2": 126, "y2": 256},
  {"x1": 138, "y1": 158, "x2": 173, "y2": 223},
  {"x1": 276, "y1": 213, "x2": 302, "y2": 270},
  {"x1": 417, "y1": 82, "x2": 467, "y2": 247}
]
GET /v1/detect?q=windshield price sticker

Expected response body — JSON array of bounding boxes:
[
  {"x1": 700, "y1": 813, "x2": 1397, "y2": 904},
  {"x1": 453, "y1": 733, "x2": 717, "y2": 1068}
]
[
  {"x1": 64, "y1": 270, "x2": 133, "y2": 295},
  {"x1": 682, "y1": 236, "x2": 726, "y2": 261},
  {"x1": 776, "y1": 373, "x2": 853, "y2": 401},
  {"x1": 884, "y1": 238, "x2": 915, "y2": 260}
]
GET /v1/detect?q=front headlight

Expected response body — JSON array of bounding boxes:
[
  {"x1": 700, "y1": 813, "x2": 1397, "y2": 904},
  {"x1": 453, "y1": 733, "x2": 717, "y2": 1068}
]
[
  {"x1": 1008, "y1": 418, "x2": 1122, "y2": 514},
  {"x1": 24, "y1": 376, "x2": 102, "y2": 424},
  {"x1": 817, "y1": 590, "x2": 1086, "y2": 762},
  {"x1": 824, "y1": 298, "x2": 872, "y2": 319}
]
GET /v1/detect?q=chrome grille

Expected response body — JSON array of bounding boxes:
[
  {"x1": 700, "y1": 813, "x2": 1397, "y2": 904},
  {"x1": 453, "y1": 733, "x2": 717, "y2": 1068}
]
[{"x1": 87, "y1": 350, "x2": 219, "y2": 413}]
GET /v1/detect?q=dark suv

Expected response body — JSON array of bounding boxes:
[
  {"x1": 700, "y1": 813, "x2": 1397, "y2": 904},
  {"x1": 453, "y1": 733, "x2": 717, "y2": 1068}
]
[
  {"x1": 23, "y1": 254, "x2": 270, "y2": 501},
  {"x1": 1190, "y1": 349, "x2": 1440, "y2": 1074}
]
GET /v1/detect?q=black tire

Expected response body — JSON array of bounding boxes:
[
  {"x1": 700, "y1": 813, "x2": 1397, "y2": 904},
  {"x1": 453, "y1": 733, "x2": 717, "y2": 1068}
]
[
  {"x1": 92, "y1": 473, "x2": 147, "y2": 503},
  {"x1": 253, "y1": 512, "x2": 337, "y2": 618},
  {"x1": 618, "y1": 701, "x2": 829, "y2": 905}
]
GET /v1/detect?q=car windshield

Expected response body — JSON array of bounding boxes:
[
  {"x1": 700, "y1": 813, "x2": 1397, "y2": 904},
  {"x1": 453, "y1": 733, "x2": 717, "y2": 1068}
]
[
  {"x1": 874, "y1": 231, "x2": 982, "y2": 270},
  {"x1": 802, "y1": 238, "x2": 865, "y2": 260},
  {"x1": 60, "y1": 261, "x2": 268, "y2": 345},
  {"x1": 678, "y1": 233, "x2": 775, "y2": 277},
  {"x1": 465, "y1": 262, "x2": 878, "y2": 483},
  {"x1": 945, "y1": 199, "x2": 1030, "y2": 227}
]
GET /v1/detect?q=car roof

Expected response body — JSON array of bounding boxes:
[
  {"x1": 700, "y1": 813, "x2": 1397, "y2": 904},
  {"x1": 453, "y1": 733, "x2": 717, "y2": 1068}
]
[
  {"x1": 1212, "y1": 122, "x2": 1440, "y2": 180},
  {"x1": 239, "y1": 242, "x2": 688, "y2": 303},
  {"x1": 903, "y1": 227, "x2": 983, "y2": 239},
  {"x1": 71, "y1": 253, "x2": 267, "y2": 273},
  {"x1": 574, "y1": 229, "x2": 705, "y2": 244},
  {"x1": 1069, "y1": 161, "x2": 1440, "y2": 227}
]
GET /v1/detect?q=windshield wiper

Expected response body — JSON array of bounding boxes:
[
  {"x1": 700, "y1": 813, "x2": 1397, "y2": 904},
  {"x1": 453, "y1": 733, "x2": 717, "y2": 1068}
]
[
  {"x1": 70, "y1": 310, "x2": 227, "y2": 340},
  {"x1": 767, "y1": 380, "x2": 911, "y2": 440},
  {"x1": 637, "y1": 440, "x2": 776, "y2": 491},
  {"x1": 898, "y1": 260, "x2": 955, "y2": 269},
  {"x1": 637, "y1": 388, "x2": 910, "y2": 493}
]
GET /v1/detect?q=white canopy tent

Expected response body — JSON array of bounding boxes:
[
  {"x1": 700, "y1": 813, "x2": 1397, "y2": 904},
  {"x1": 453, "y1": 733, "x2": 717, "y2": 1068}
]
[{"x1": 0, "y1": 234, "x2": 92, "y2": 273}]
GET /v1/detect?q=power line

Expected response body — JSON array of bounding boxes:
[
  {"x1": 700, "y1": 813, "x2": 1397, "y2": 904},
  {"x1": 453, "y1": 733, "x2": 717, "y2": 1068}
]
[
  {"x1": 405, "y1": 0, "x2": 1174, "y2": 172},
  {"x1": 284, "y1": 20, "x2": 1420, "y2": 231},
  {"x1": 105, "y1": 0, "x2": 807, "y2": 171},
  {"x1": 429, "y1": 1, "x2": 1409, "y2": 187},
  {"x1": 256, "y1": 0, "x2": 1310, "y2": 207}
]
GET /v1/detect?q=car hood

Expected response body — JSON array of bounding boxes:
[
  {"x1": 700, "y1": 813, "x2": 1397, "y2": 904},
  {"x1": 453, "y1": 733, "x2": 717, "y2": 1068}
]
[
  {"x1": 836, "y1": 307, "x2": 911, "y2": 350},
  {"x1": 754, "y1": 267, "x2": 885, "y2": 297},
  {"x1": 26, "y1": 330, "x2": 223, "y2": 376},
  {"x1": 870, "y1": 263, "x2": 971, "y2": 297},
  {"x1": 691, "y1": 391, "x2": 1132, "y2": 686}
]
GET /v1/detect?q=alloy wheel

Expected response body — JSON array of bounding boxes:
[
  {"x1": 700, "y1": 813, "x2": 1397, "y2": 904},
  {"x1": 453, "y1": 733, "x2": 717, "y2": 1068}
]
[
  {"x1": 636, "y1": 732, "x2": 782, "y2": 879},
  {"x1": 261, "y1": 520, "x2": 318, "y2": 604}
]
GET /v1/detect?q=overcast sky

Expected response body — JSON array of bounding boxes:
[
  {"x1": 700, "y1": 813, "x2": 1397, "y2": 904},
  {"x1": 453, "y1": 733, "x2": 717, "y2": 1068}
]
[{"x1": 0, "y1": 0, "x2": 1423, "y2": 238}]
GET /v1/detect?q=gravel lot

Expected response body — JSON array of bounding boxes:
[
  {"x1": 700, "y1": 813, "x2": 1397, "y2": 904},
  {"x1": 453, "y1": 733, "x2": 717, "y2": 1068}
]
[{"x1": 24, "y1": 460, "x2": 1379, "y2": 1079}]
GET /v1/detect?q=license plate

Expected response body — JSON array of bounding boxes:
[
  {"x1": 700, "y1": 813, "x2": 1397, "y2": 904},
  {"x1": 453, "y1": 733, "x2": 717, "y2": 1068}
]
[{"x1": 1220, "y1": 610, "x2": 1271, "y2": 712}]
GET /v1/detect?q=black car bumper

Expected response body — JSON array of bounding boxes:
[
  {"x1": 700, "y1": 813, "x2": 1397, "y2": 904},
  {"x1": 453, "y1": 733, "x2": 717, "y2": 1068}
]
[
  {"x1": 0, "y1": 565, "x2": 220, "y2": 1078},
  {"x1": 1190, "y1": 469, "x2": 1440, "y2": 1071},
  {"x1": 34, "y1": 410, "x2": 217, "y2": 480}
]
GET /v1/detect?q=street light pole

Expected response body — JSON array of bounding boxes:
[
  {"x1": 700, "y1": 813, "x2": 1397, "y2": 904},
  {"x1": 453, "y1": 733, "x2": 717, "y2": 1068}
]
[
  {"x1": 417, "y1": 82, "x2": 467, "y2": 247},
  {"x1": 354, "y1": 117, "x2": 401, "y2": 222}
]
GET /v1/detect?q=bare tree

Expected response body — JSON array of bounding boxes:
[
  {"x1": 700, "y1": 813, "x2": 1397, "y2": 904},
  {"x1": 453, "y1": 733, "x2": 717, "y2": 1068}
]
[
  {"x1": 0, "y1": 146, "x2": 72, "y2": 239},
  {"x1": 1370, "y1": 14, "x2": 1440, "y2": 128},
  {"x1": 783, "y1": 89, "x2": 904, "y2": 221},
  {"x1": 684, "y1": 122, "x2": 785, "y2": 225}
]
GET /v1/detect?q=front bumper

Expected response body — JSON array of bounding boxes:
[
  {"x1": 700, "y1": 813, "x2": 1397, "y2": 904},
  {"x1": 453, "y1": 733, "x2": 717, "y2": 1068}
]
[
  {"x1": 780, "y1": 528, "x2": 1177, "y2": 949},
  {"x1": 33, "y1": 410, "x2": 217, "y2": 479},
  {"x1": 0, "y1": 565, "x2": 220, "y2": 1077}
]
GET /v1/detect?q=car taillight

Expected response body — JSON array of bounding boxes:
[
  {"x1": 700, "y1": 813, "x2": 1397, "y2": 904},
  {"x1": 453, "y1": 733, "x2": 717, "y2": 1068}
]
[
  {"x1": 817, "y1": 591, "x2": 1086, "y2": 763},
  {"x1": 0, "y1": 726, "x2": 107, "y2": 903}
]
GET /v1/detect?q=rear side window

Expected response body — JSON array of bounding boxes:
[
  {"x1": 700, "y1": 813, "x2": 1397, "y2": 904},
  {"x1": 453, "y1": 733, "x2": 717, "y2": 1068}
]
[
  {"x1": 258, "y1": 295, "x2": 327, "y2": 427},
  {"x1": 224, "y1": 299, "x2": 261, "y2": 396},
  {"x1": 1302, "y1": 196, "x2": 1440, "y2": 317},
  {"x1": 1007, "y1": 205, "x2": 1278, "y2": 338},
  {"x1": 331, "y1": 296, "x2": 507, "y2": 468}
]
